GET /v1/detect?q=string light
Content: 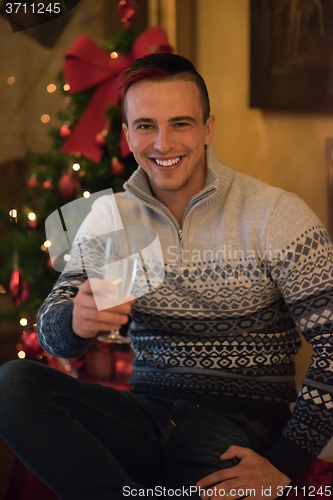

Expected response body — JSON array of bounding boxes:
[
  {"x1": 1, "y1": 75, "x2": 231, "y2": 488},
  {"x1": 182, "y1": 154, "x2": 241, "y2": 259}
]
[
  {"x1": 28, "y1": 212, "x2": 36, "y2": 221},
  {"x1": 41, "y1": 114, "x2": 50, "y2": 124},
  {"x1": 20, "y1": 318, "x2": 28, "y2": 327},
  {"x1": 9, "y1": 209, "x2": 17, "y2": 221},
  {"x1": 41, "y1": 241, "x2": 52, "y2": 251},
  {"x1": 63, "y1": 84, "x2": 70, "y2": 91},
  {"x1": 72, "y1": 163, "x2": 80, "y2": 171},
  {"x1": 83, "y1": 191, "x2": 91, "y2": 198},
  {"x1": 17, "y1": 351, "x2": 26, "y2": 359},
  {"x1": 47, "y1": 84, "x2": 56, "y2": 93},
  {"x1": 64, "y1": 254, "x2": 70, "y2": 262},
  {"x1": 110, "y1": 52, "x2": 118, "y2": 59},
  {"x1": 7, "y1": 76, "x2": 15, "y2": 85}
]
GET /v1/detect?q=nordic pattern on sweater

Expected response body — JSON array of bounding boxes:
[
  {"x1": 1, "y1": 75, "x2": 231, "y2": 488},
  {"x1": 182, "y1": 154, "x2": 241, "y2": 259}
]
[{"x1": 37, "y1": 148, "x2": 333, "y2": 478}]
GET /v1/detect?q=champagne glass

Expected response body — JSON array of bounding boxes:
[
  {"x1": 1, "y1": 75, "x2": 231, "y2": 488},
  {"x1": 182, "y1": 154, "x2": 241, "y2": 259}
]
[{"x1": 97, "y1": 235, "x2": 137, "y2": 344}]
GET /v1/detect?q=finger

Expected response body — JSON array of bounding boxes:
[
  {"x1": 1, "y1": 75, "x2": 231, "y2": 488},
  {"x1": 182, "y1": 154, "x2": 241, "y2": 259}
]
[
  {"x1": 75, "y1": 315, "x2": 124, "y2": 336},
  {"x1": 199, "y1": 484, "x2": 230, "y2": 500},
  {"x1": 211, "y1": 478, "x2": 255, "y2": 500},
  {"x1": 74, "y1": 293, "x2": 100, "y2": 310},
  {"x1": 78, "y1": 278, "x2": 117, "y2": 296},
  {"x1": 197, "y1": 469, "x2": 236, "y2": 489},
  {"x1": 75, "y1": 293, "x2": 133, "y2": 314},
  {"x1": 87, "y1": 278, "x2": 119, "y2": 296},
  {"x1": 78, "y1": 306, "x2": 131, "y2": 326},
  {"x1": 220, "y1": 445, "x2": 250, "y2": 461}
]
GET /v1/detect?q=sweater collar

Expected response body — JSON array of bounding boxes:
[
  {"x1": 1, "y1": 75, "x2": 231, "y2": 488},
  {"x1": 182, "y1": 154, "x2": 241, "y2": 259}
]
[{"x1": 123, "y1": 146, "x2": 233, "y2": 204}]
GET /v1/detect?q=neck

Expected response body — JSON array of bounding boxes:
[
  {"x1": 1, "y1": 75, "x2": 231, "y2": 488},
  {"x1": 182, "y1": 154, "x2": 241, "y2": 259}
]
[{"x1": 149, "y1": 169, "x2": 207, "y2": 227}]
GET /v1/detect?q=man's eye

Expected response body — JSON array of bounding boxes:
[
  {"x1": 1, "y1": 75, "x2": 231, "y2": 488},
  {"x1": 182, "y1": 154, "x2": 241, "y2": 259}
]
[
  {"x1": 138, "y1": 124, "x2": 152, "y2": 130},
  {"x1": 175, "y1": 122, "x2": 190, "y2": 127}
]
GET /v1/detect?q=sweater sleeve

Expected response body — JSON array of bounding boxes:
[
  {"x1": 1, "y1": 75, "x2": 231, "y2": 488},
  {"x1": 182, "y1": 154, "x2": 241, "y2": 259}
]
[
  {"x1": 37, "y1": 197, "x2": 115, "y2": 358},
  {"x1": 264, "y1": 192, "x2": 333, "y2": 479}
]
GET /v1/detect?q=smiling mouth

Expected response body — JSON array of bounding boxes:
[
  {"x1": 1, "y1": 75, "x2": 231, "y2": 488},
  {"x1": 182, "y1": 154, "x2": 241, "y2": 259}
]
[{"x1": 152, "y1": 156, "x2": 183, "y2": 167}]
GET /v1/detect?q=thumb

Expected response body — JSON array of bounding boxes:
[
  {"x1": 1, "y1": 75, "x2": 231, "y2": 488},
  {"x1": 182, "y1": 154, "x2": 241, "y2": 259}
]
[{"x1": 220, "y1": 445, "x2": 249, "y2": 461}]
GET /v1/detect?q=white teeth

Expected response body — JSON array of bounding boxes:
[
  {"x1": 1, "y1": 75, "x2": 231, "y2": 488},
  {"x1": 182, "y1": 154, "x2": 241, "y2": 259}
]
[{"x1": 155, "y1": 157, "x2": 181, "y2": 167}]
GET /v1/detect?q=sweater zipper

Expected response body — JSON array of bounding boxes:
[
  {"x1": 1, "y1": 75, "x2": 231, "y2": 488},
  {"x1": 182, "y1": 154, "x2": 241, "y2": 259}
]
[
  {"x1": 178, "y1": 229, "x2": 184, "y2": 264},
  {"x1": 125, "y1": 185, "x2": 215, "y2": 266}
]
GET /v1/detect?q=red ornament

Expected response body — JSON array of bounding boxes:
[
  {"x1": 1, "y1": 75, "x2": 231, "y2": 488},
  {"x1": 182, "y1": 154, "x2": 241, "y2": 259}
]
[
  {"x1": 95, "y1": 132, "x2": 106, "y2": 146},
  {"x1": 58, "y1": 172, "x2": 81, "y2": 198},
  {"x1": 117, "y1": 0, "x2": 138, "y2": 26},
  {"x1": 60, "y1": 124, "x2": 71, "y2": 138},
  {"x1": 43, "y1": 179, "x2": 54, "y2": 189},
  {"x1": 28, "y1": 218, "x2": 38, "y2": 228},
  {"x1": 111, "y1": 157, "x2": 125, "y2": 176},
  {"x1": 9, "y1": 264, "x2": 29, "y2": 306},
  {"x1": 20, "y1": 327, "x2": 44, "y2": 358},
  {"x1": 27, "y1": 174, "x2": 39, "y2": 188}
]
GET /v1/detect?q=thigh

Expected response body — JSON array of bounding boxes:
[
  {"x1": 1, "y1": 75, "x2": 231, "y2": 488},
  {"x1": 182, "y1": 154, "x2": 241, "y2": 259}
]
[
  {"x1": 161, "y1": 403, "x2": 280, "y2": 497},
  {"x1": 0, "y1": 359, "x2": 159, "y2": 437},
  {"x1": 0, "y1": 360, "x2": 166, "y2": 488}
]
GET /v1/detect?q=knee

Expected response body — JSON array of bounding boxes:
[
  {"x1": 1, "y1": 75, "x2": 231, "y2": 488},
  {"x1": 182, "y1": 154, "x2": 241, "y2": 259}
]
[
  {"x1": 0, "y1": 360, "x2": 45, "y2": 438},
  {"x1": 0, "y1": 359, "x2": 41, "y2": 408}
]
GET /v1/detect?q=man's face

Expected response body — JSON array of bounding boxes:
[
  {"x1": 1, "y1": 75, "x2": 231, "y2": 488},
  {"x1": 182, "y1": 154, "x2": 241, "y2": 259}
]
[{"x1": 123, "y1": 79, "x2": 215, "y2": 200}]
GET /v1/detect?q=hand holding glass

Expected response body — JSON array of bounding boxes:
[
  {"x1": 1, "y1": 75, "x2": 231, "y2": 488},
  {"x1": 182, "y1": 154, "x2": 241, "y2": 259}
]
[{"x1": 97, "y1": 236, "x2": 137, "y2": 343}]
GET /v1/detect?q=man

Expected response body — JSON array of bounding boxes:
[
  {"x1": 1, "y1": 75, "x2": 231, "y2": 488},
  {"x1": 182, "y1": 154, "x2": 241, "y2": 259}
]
[{"x1": 0, "y1": 54, "x2": 333, "y2": 500}]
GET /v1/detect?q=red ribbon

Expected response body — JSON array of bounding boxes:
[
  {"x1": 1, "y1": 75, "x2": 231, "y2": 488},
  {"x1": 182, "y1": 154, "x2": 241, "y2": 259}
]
[{"x1": 61, "y1": 28, "x2": 172, "y2": 162}]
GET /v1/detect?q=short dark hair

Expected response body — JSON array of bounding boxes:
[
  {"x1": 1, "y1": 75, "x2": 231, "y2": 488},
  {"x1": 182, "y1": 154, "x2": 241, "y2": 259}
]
[{"x1": 119, "y1": 53, "x2": 210, "y2": 124}]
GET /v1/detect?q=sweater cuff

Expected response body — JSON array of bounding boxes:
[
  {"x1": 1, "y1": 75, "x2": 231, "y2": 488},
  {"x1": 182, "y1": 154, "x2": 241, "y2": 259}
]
[
  {"x1": 265, "y1": 434, "x2": 316, "y2": 480},
  {"x1": 56, "y1": 302, "x2": 93, "y2": 357}
]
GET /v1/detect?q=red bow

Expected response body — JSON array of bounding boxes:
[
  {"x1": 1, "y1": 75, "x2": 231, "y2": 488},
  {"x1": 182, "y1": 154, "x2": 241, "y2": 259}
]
[{"x1": 61, "y1": 28, "x2": 172, "y2": 163}]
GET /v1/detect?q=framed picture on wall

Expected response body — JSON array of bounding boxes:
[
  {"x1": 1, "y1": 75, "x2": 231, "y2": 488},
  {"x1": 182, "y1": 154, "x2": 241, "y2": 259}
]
[
  {"x1": 250, "y1": 0, "x2": 333, "y2": 112},
  {"x1": 326, "y1": 138, "x2": 333, "y2": 239}
]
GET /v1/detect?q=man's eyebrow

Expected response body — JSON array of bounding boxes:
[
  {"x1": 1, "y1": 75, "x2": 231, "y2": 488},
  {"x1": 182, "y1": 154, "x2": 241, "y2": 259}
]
[
  {"x1": 132, "y1": 117, "x2": 156, "y2": 126},
  {"x1": 168, "y1": 116, "x2": 197, "y2": 124},
  {"x1": 131, "y1": 116, "x2": 197, "y2": 127}
]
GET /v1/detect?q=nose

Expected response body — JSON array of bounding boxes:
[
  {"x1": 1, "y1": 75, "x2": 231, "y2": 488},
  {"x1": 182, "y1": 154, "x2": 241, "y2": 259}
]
[{"x1": 154, "y1": 126, "x2": 175, "y2": 153}]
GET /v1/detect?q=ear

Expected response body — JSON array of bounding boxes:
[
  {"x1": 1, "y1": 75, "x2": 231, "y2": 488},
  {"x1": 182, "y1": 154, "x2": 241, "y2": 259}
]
[
  {"x1": 204, "y1": 115, "x2": 215, "y2": 146},
  {"x1": 122, "y1": 123, "x2": 132, "y2": 152}
]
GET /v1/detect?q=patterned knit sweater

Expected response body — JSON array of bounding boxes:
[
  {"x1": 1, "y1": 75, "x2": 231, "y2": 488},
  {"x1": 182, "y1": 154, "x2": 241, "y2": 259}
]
[{"x1": 37, "y1": 148, "x2": 333, "y2": 480}]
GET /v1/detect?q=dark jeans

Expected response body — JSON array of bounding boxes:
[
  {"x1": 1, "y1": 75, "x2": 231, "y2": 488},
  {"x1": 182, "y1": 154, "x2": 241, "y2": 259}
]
[{"x1": 0, "y1": 360, "x2": 280, "y2": 500}]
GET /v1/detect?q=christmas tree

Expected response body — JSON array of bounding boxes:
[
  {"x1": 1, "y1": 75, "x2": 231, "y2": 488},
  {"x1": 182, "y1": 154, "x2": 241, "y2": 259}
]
[{"x1": 0, "y1": 0, "x2": 171, "y2": 369}]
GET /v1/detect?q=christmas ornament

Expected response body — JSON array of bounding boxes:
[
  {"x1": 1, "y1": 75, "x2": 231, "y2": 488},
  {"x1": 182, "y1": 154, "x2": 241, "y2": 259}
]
[
  {"x1": 47, "y1": 355, "x2": 84, "y2": 377},
  {"x1": 58, "y1": 171, "x2": 81, "y2": 198},
  {"x1": 60, "y1": 124, "x2": 72, "y2": 138},
  {"x1": 85, "y1": 348, "x2": 115, "y2": 380},
  {"x1": 117, "y1": 0, "x2": 138, "y2": 27},
  {"x1": 9, "y1": 253, "x2": 29, "y2": 306},
  {"x1": 20, "y1": 326, "x2": 44, "y2": 358},
  {"x1": 43, "y1": 179, "x2": 54, "y2": 189},
  {"x1": 28, "y1": 217, "x2": 38, "y2": 228},
  {"x1": 112, "y1": 157, "x2": 125, "y2": 176},
  {"x1": 27, "y1": 173, "x2": 39, "y2": 187},
  {"x1": 95, "y1": 128, "x2": 108, "y2": 146},
  {"x1": 61, "y1": 28, "x2": 172, "y2": 162}
]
